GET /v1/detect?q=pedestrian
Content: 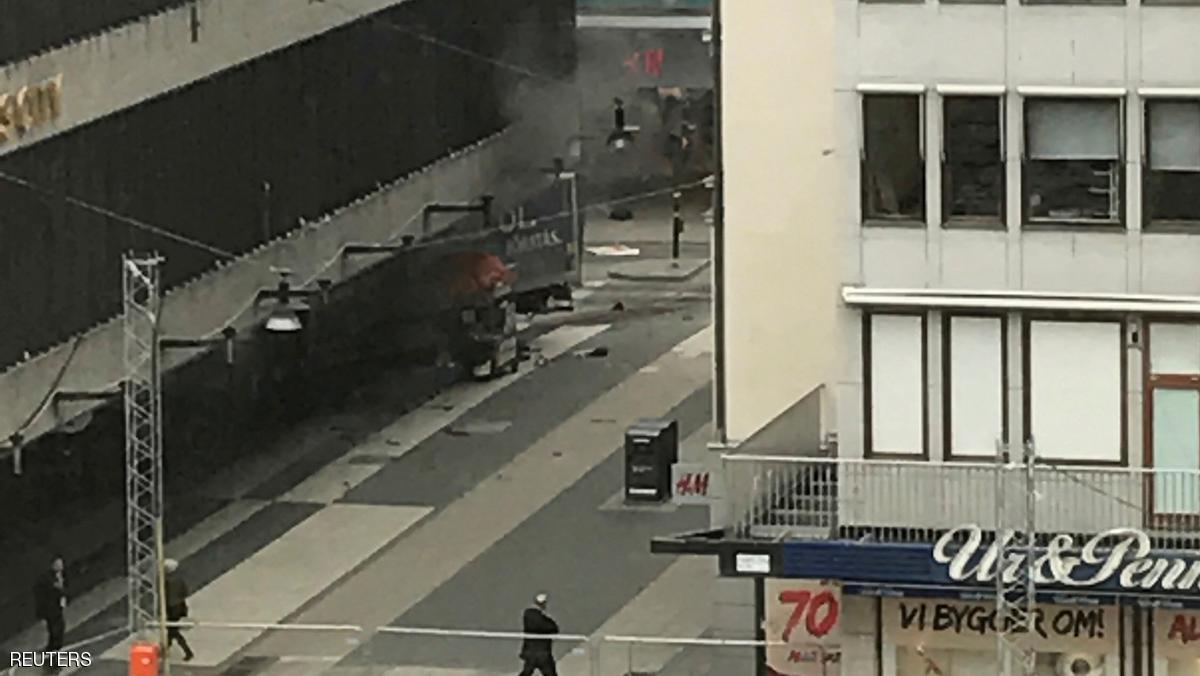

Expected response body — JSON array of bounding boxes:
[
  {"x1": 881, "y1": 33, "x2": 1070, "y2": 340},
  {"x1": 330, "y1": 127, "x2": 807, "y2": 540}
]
[
  {"x1": 518, "y1": 592, "x2": 559, "y2": 676},
  {"x1": 32, "y1": 555, "x2": 66, "y2": 671},
  {"x1": 163, "y1": 559, "x2": 194, "y2": 662}
]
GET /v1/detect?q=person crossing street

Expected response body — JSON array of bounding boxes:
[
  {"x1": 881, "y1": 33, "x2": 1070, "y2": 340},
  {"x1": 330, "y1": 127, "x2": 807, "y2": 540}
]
[
  {"x1": 518, "y1": 592, "x2": 559, "y2": 676},
  {"x1": 163, "y1": 559, "x2": 194, "y2": 662}
]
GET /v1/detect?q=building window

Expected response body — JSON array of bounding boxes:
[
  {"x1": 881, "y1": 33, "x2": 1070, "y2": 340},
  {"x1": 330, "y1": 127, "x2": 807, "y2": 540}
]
[
  {"x1": 1026, "y1": 320, "x2": 1124, "y2": 463},
  {"x1": 942, "y1": 96, "x2": 1004, "y2": 225},
  {"x1": 864, "y1": 313, "x2": 927, "y2": 457},
  {"x1": 1023, "y1": 98, "x2": 1122, "y2": 227},
  {"x1": 1145, "y1": 100, "x2": 1200, "y2": 226},
  {"x1": 1147, "y1": 323, "x2": 1200, "y2": 516},
  {"x1": 943, "y1": 315, "x2": 1006, "y2": 459},
  {"x1": 1022, "y1": 0, "x2": 1125, "y2": 4},
  {"x1": 862, "y1": 94, "x2": 925, "y2": 225}
]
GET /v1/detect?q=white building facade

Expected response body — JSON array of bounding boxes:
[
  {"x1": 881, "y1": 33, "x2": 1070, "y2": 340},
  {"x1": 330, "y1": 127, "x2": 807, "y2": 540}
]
[{"x1": 654, "y1": 0, "x2": 1200, "y2": 674}]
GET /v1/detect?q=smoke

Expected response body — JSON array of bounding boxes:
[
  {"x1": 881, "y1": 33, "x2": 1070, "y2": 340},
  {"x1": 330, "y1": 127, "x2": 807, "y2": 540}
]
[{"x1": 489, "y1": 2, "x2": 582, "y2": 201}]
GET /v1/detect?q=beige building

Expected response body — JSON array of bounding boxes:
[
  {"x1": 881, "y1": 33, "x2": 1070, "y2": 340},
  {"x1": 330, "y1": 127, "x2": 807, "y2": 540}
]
[{"x1": 657, "y1": 0, "x2": 1200, "y2": 674}]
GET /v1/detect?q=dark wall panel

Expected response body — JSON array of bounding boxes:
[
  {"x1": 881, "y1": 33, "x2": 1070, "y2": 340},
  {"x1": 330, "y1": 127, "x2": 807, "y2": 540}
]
[
  {"x1": 0, "y1": 0, "x2": 577, "y2": 370},
  {"x1": 0, "y1": 0, "x2": 190, "y2": 66}
]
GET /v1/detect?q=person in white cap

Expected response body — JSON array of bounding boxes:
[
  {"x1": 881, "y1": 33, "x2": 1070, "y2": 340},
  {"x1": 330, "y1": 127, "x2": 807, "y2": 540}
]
[
  {"x1": 162, "y1": 559, "x2": 194, "y2": 661},
  {"x1": 518, "y1": 592, "x2": 559, "y2": 676}
]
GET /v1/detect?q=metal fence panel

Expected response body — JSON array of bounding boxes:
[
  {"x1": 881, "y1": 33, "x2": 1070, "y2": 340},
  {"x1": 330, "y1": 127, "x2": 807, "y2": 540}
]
[{"x1": 725, "y1": 455, "x2": 1200, "y2": 549}]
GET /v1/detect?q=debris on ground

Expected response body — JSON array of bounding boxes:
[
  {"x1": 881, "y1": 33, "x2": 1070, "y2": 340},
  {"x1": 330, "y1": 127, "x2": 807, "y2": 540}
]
[
  {"x1": 586, "y1": 244, "x2": 640, "y2": 257},
  {"x1": 446, "y1": 420, "x2": 513, "y2": 436},
  {"x1": 609, "y1": 207, "x2": 634, "y2": 220},
  {"x1": 611, "y1": 301, "x2": 625, "y2": 312},
  {"x1": 574, "y1": 346, "x2": 609, "y2": 358}
]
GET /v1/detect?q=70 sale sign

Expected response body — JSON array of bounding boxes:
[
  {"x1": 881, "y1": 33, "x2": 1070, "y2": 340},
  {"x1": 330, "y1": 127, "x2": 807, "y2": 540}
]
[{"x1": 763, "y1": 579, "x2": 843, "y2": 676}]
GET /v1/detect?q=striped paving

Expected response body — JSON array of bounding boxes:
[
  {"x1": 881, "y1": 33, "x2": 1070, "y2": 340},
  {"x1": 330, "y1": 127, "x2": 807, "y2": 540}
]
[
  {"x1": 104, "y1": 504, "x2": 431, "y2": 667},
  {"x1": 280, "y1": 324, "x2": 610, "y2": 505},
  {"x1": 13, "y1": 324, "x2": 609, "y2": 669},
  {"x1": 55, "y1": 312, "x2": 716, "y2": 675},
  {"x1": 248, "y1": 325, "x2": 713, "y2": 662}
]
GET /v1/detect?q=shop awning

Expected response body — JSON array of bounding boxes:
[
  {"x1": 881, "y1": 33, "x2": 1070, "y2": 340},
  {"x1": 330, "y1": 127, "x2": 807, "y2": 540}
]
[{"x1": 842, "y1": 287, "x2": 1200, "y2": 315}]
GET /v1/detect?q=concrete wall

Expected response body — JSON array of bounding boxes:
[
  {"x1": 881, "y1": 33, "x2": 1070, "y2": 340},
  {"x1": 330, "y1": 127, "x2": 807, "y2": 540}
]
[
  {"x1": 847, "y1": 1, "x2": 1200, "y2": 295},
  {"x1": 0, "y1": 0, "x2": 416, "y2": 158},
  {"x1": 720, "y1": 0, "x2": 840, "y2": 445},
  {"x1": 833, "y1": 1, "x2": 1200, "y2": 462},
  {"x1": 0, "y1": 125, "x2": 546, "y2": 447}
]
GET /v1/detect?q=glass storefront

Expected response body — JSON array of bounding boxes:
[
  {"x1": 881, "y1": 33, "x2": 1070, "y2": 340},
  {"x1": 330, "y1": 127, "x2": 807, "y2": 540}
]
[
  {"x1": 896, "y1": 648, "x2": 1115, "y2": 675},
  {"x1": 883, "y1": 598, "x2": 1117, "y2": 676}
]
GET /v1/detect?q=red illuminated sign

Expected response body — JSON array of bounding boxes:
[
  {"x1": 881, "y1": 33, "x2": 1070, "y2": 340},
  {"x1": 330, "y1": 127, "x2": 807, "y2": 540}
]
[{"x1": 624, "y1": 48, "x2": 665, "y2": 77}]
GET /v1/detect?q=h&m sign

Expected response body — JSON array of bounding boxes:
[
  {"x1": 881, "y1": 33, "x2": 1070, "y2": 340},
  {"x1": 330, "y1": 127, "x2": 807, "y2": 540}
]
[
  {"x1": 0, "y1": 75, "x2": 64, "y2": 145},
  {"x1": 934, "y1": 524, "x2": 1200, "y2": 595}
]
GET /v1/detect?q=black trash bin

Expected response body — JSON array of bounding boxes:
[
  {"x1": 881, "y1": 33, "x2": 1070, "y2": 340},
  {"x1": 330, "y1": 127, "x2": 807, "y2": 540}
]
[{"x1": 624, "y1": 418, "x2": 679, "y2": 502}]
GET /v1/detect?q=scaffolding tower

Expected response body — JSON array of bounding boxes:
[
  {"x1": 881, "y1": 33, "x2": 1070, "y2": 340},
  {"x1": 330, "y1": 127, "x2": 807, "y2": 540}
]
[
  {"x1": 122, "y1": 253, "x2": 165, "y2": 635},
  {"x1": 994, "y1": 437, "x2": 1039, "y2": 676}
]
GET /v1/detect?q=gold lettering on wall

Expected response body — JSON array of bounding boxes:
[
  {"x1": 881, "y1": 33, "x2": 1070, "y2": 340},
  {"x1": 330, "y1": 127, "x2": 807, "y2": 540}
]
[{"x1": 0, "y1": 74, "x2": 64, "y2": 145}]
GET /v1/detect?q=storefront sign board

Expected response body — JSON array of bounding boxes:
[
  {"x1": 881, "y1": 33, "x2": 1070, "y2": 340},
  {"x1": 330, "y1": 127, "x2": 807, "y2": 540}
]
[
  {"x1": 885, "y1": 598, "x2": 1113, "y2": 654},
  {"x1": 763, "y1": 579, "x2": 842, "y2": 676}
]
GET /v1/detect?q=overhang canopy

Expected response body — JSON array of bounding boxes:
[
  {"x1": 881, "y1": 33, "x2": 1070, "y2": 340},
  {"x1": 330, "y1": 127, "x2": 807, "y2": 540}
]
[{"x1": 842, "y1": 287, "x2": 1200, "y2": 316}]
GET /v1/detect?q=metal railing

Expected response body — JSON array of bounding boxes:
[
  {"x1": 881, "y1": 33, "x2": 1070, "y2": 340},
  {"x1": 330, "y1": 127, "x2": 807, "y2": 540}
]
[{"x1": 724, "y1": 454, "x2": 1200, "y2": 549}]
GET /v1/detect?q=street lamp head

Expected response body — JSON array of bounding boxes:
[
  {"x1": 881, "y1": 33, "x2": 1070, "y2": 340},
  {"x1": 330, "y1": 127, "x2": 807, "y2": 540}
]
[
  {"x1": 263, "y1": 270, "x2": 308, "y2": 333},
  {"x1": 265, "y1": 307, "x2": 303, "y2": 333}
]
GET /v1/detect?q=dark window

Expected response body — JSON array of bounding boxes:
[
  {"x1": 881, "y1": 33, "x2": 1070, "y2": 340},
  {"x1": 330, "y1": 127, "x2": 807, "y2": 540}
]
[
  {"x1": 1145, "y1": 100, "x2": 1200, "y2": 226},
  {"x1": 1023, "y1": 98, "x2": 1123, "y2": 227},
  {"x1": 1022, "y1": 0, "x2": 1125, "y2": 4},
  {"x1": 862, "y1": 94, "x2": 925, "y2": 224},
  {"x1": 942, "y1": 96, "x2": 1003, "y2": 225}
]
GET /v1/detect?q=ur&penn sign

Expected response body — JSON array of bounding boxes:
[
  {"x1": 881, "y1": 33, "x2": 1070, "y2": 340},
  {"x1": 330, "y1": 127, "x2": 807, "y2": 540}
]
[{"x1": 934, "y1": 524, "x2": 1200, "y2": 595}]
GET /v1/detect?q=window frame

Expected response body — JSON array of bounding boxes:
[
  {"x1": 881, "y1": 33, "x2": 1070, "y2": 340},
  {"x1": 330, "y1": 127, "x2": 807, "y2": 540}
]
[
  {"x1": 941, "y1": 94, "x2": 1006, "y2": 229},
  {"x1": 1021, "y1": 96, "x2": 1126, "y2": 231},
  {"x1": 1142, "y1": 319, "x2": 1200, "y2": 527},
  {"x1": 1021, "y1": 0, "x2": 1125, "y2": 5},
  {"x1": 860, "y1": 90, "x2": 927, "y2": 228},
  {"x1": 862, "y1": 310, "x2": 930, "y2": 460},
  {"x1": 1142, "y1": 97, "x2": 1200, "y2": 231},
  {"x1": 1021, "y1": 314, "x2": 1129, "y2": 466},
  {"x1": 942, "y1": 313, "x2": 1009, "y2": 462}
]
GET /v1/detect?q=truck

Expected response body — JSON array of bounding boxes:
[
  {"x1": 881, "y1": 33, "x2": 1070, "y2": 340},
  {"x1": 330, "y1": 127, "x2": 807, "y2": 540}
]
[{"x1": 431, "y1": 181, "x2": 582, "y2": 380}]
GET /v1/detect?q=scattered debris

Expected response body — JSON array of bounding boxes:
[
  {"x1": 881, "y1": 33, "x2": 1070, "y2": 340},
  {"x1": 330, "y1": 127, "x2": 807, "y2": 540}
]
[
  {"x1": 682, "y1": 315, "x2": 694, "y2": 321},
  {"x1": 552, "y1": 451, "x2": 563, "y2": 458},
  {"x1": 574, "y1": 346, "x2": 609, "y2": 358},
  {"x1": 611, "y1": 301, "x2": 625, "y2": 312},
  {"x1": 386, "y1": 439, "x2": 404, "y2": 446},
  {"x1": 639, "y1": 365, "x2": 660, "y2": 374},
  {"x1": 609, "y1": 207, "x2": 634, "y2": 221},
  {"x1": 587, "y1": 244, "x2": 640, "y2": 257},
  {"x1": 447, "y1": 420, "x2": 513, "y2": 435},
  {"x1": 591, "y1": 417, "x2": 617, "y2": 424}
]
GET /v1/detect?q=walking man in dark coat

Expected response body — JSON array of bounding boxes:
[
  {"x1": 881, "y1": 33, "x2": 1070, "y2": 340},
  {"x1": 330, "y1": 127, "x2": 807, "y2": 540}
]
[
  {"x1": 163, "y1": 559, "x2": 194, "y2": 662},
  {"x1": 33, "y1": 555, "x2": 66, "y2": 670},
  {"x1": 518, "y1": 593, "x2": 559, "y2": 676}
]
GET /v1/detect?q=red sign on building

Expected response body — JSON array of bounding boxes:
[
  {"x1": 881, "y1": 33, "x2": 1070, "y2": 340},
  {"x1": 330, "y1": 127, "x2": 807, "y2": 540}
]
[{"x1": 625, "y1": 48, "x2": 665, "y2": 77}]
